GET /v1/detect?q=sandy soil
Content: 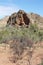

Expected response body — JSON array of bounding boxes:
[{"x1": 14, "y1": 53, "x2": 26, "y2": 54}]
[
  {"x1": 0, "y1": 42, "x2": 43, "y2": 65},
  {"x1": 0, "y1": 44, "x2": 15, "y2": 65}
]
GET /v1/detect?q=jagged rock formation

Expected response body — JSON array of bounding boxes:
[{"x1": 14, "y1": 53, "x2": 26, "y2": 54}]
[
  {"x1": 7, "y1": 10, "x2": 30, "y2": 27},
  {"x1": 7, "y1": 10, "x2": 43, "y2": 29},
  {"x1": 0, "y1": 10, "x2": 43, "y2": 29}
]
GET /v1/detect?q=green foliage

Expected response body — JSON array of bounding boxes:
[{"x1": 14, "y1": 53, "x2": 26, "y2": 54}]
[
  {"x1": 0, "y1": 23, "x2": 43, "y2": 43},
  {"x1": 29, "y1": 23, "x2": 43, "y2": 42}
]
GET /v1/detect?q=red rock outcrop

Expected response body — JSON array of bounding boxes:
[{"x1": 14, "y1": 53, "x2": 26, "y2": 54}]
[{"x1": 7, "y1": 10, "x2": 30, "y2": 27}]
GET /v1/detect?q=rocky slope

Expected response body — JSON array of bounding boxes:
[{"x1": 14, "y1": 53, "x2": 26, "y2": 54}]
[
  {"x1": 0, "y1": 10, "x2": 43, "y2": 65},
  {"x1": 29, "y1": 13, "x2": 43, "y2": 29},
  {"x1": 0, "y1": 16, "x2": 9, "y2": 28},
  {"x1": 7, "y1": 10, "x2": 43, "y2": 29},
  {"x1": 0, "y1": 10, "x2": 43, "y2": 29}
]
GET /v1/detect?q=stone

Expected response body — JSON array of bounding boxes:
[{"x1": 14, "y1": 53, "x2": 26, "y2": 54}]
[{"x1": 7, "y1": 10, "x2": 30, "y2": 27}]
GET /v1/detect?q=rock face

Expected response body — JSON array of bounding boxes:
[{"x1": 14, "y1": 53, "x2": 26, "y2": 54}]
[
  {"x1": 7, "y1": 10, "x2": 43, "y2": 29},
  {"x1": 0, "y1": 10, "x2": 43, "y2": 29},
  {"x1": 7, "y1": 10, "x2": 30, "y2": 26}
]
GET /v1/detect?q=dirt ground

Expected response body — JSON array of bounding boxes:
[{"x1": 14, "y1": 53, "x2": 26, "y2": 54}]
[{"x1": 0, "y1": 42, "x2": 43, "y2": 65}]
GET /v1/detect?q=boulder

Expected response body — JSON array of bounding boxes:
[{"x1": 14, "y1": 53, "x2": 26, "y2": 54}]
[{"x1": 7, "y1": 10, "x2": 30, "y2": 27}]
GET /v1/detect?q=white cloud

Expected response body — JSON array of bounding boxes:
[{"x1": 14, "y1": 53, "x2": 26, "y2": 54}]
[{"x1": 0, "y1": 5, "x2": 19, "y2": 18}]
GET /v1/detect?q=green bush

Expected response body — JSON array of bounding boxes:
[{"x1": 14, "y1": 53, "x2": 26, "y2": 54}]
[{"x1": 0, "y1": 23, "x2": 43, "y2": 43}]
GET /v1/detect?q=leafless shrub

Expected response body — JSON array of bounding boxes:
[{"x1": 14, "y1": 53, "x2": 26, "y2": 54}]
[{"x1": 9, "y1": 37, "x2": 33, "y2": 63}]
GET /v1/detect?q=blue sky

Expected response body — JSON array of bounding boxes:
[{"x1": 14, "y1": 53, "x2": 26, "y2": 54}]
[{"x1": 0, "y1": 0, "x2": 43, "y2": 18}]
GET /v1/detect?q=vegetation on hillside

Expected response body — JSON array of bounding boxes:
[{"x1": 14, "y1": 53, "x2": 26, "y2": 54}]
[{"x1": 0, "y1": 23, "x2": 43, "y2": 43}]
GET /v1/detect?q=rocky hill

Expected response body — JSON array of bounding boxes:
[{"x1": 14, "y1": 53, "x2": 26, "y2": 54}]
[
  {"x1": 0, "y1": 10, "x2": 43, "y2": 29},
  {"x1": 0, "y1": 10, "x2": 43, "y2": 65},
  {"x1": 7, "y1": 10, "x2": 43, "y2": 29}
]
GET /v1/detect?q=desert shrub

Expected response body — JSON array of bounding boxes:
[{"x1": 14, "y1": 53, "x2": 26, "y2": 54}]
[
  {"x1": 10, "y1": 37, "x2": 33, "y2": 62},
  {"x1": 0, "y1": 23, "x2": 43, "y2": 62},
  {"x1": 0, "y1": 23, "x2": 43, "y2": 43},
  {"x1": 29, "y1": 23, "x2": 38, "y2": 32},
  {"x1": 38, "y1": 30, "x2": 43, "y2": 41},
  {"x1": 29, "y1": 23, "x2": 43, "y2": 42}
]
